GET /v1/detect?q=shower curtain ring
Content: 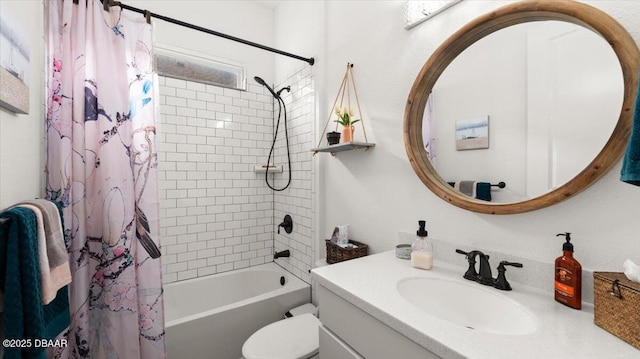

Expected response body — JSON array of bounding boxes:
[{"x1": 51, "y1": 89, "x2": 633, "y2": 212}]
[{"x1": 144, "y1": 10, "x2": 152, "y2": 24}]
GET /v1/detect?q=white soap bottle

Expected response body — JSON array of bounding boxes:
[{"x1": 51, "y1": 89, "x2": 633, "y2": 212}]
[{"x1": 411, "y1": 220, "x2": 433, "y2": 270}]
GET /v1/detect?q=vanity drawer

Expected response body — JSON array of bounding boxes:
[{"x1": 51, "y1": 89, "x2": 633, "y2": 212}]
[
  {"x1": 319, "y1": 325, "x2": 364, "y2": 359},
  {"x1": 318, "y1": 285, "x2": 439, "y2": 359}
]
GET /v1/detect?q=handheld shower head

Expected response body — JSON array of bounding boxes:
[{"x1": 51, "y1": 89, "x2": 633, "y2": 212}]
[
  {"x1": 254, "y1": 76, "x2": 279, "y2": 99},
  {"x1": 254, "y1": 75, "x2": 293, "y2": 192},
  {"x1": 253, "y1": 76, "x2": 267, "y2": 86}
]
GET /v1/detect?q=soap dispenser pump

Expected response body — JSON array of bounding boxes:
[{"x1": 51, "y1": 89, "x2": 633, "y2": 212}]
[
  {"x1": 554, "y1": 232, "x2": 582, "y2": 309},
  {"x1": 411, "y1": 220, "x2": 433, "y2": 270}
]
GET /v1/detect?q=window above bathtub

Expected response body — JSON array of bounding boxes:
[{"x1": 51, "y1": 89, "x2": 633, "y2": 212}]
[
  {"x1": 403, "y1": 0, "x2": 463, "y2": 29},
  {"x1": 154, "y1": 43, "x2": 247, "y2": 90}
]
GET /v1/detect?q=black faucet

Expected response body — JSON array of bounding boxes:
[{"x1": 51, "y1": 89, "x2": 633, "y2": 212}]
[
  {"x1": 456, "y1": 249, "x2": 493, "y2": 286},
  {"x1": 456, "y1": 249, "x2": 523, "y2": 290},
  {"x1": 493, "y1": 261, "x2": 523, "y2": 291}
]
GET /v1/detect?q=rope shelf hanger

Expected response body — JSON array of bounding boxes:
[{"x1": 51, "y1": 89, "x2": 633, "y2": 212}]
[{"x1": 313, "y1": 63, "x2": 374, "y2": 156}]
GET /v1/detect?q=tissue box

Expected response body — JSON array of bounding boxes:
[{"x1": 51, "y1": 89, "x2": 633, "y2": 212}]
[
  {"x1": 325, "y1": 239, "x2": 368, "y2": 264},
  {"x1": 593, "y1": 272, "x2": 640, "y2": 350}
]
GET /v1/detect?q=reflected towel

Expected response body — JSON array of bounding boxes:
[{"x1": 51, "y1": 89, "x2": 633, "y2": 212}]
[
  {"x1": 448, "y1": 181, "x2": 492, "y2": 202},
  {"x1": 454, "y1": 181, "x2": 477, "y2": 198},
  {"x1": 475, "y1": 182, "x2": 492, "y2": 202},
  {"x1": 621, "y1": 70, "x2": 640, "y2": 185}
]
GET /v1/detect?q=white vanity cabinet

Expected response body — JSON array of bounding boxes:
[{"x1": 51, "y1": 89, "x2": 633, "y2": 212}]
[
  {"x1": 313, "y1": 252, "x2": 640, "y2": 359},
  {"x1": 318, "y1": 285, "x2": 439, "y2": 359},
  {"x1": 319, "y1": 326, "x2": 363, "y2": 359}
]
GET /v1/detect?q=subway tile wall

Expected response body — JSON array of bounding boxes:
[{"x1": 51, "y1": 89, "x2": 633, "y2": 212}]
[
  {"x1": 273, "y1": 66, "x2": 316, "y2": 284},
  {"x1": 157, "y1": 76, "x2": 277, "y2": 284}
]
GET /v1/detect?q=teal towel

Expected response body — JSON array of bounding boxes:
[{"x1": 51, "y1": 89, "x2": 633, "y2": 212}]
[
  {"x1": 0, "y1": 207, "x2": 70, "y2": 359},
  {"x1": 475, "y1": 182, "x2": 492, "y2": 202},
  {"x1": 447, "y1": 181, "x2": 492, "y2": 202},
  {"x1": 621, "y1": 72, "x2": 640, "y2": 185}
]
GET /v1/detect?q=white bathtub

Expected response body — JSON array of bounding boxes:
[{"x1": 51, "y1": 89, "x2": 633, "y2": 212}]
[{"x1": 164, "y1": 263, "x2": 310, "y2": 359}]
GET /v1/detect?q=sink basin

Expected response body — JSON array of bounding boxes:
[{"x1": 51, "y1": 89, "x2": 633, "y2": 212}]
[{"x1": 397, "y1": 277, "x2": 538, "y2": 335}]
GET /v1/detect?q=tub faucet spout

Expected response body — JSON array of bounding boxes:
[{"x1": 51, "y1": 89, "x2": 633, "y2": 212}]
[
  {"x1": 477, "y1": 253, "x2": 493, "y2": 286},
  {"x1": 274, "y1": 250, "x2": 290, "y2": 259}
]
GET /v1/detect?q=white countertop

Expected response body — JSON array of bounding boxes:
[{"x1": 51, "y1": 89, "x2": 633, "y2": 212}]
[{"x1": 312, "y1": 251, "x2": 639, "y2": 359}]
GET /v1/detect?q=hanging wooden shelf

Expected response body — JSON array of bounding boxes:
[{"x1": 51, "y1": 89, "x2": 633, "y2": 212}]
[
  {"x1": 311, "y1": 142, "x2": 375, "y2": 156},
  {"x1": 313, "y1": 63, "x2": 375, "y2": 156}
]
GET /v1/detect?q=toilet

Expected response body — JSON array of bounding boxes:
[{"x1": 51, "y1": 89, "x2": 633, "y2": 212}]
[{"x1": 241, "y1": 303, "x2": 321, "y2": 359}]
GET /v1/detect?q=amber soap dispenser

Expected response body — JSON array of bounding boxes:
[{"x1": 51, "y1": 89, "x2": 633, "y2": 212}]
[{"x1": 554, "y1": 232, "x2": 582, "y2": 309}]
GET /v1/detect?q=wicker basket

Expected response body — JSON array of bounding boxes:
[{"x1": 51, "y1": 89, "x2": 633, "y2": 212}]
[
  {"x1": 325, "y1": 239, "x2": 368, "y2": 264},
  {"x1": 593, "y1": 272, "x2": 640, "y2": 350}
]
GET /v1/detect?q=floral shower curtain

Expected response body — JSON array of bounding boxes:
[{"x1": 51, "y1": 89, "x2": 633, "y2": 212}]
[{"x1": 45, "y1": 1, "x2": 165, "y2": 358}]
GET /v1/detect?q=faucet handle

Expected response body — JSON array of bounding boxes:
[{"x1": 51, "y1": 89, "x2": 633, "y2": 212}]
[
  {"x1": 277, "y1": 214, "x2": 293, "y2": 234},
  {"x1": 493, "y1": 261, "x2": 523, "y2": 291},
  {"x1": 500, "y1": 261, "x2": 523, "y2": 269},
  {"x1": 455, "y1": 249, "x2": 490, "y2": 260},
  {"x1": 456, "y1": 249, "x2": 480, "y2": 281},
  {"x1": 455, "y1": 249, "x2": 470, "y2": 256}
]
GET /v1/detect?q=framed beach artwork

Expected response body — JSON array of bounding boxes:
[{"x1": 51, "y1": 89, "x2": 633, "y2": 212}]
[
  {"x1": 456, "y1": 116, "x2": 489, "y2": 150},
  {"x1": 0, "y1": 4, "x2": 30, "y2": 114}
]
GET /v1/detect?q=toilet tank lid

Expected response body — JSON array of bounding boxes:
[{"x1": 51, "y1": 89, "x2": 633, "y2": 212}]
[
  {"x1": 285, "y1": 303, "x2": 318, "y2": 318},
  {"x1": 242, "y1": 313, "x2": 321, "y2": 359}
]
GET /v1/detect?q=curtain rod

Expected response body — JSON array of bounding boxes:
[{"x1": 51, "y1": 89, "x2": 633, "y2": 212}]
[{"x1": 106, "y1": 0, "x2": 315, "y2": 66}]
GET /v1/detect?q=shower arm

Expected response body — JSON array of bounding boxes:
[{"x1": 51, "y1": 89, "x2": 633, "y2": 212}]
[{"x1": 277, "y1": 86, "x2": 291, "y2": 97}]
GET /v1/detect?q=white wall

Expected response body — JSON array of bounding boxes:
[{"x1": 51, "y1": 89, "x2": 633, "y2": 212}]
[
  {"x1": 273, "y1": 0, "x2": 324, "y2": 82},
  {"x1": 279, "y1": 0, "x2": 640, "y2": 276},
  {"x1": 0, "y1": 0, "x2": 44, "y2": 209}
]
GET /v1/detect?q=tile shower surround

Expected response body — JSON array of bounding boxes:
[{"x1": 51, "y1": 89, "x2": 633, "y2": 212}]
[
  {"x1": 157, "y1": 67, "x2": 315, "y2": 284},
  {"x1": 273, "y1": 67, "x2": 315, "y2": 284}
]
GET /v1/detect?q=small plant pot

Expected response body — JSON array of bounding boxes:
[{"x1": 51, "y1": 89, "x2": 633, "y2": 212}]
[
  {"x1": 327, "y1": 131, "x2": 341, "y2": 145},
  {"x1": 342, "y1": 126, "x2": 355, "y2": 142}
]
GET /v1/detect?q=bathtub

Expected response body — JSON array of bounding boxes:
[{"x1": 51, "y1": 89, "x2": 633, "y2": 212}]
[{"x1": 164, "y1": 262, "x2": 310, "y2": 359}]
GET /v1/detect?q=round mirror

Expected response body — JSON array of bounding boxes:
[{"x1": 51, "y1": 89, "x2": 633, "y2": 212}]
[{"x1": 404, "y1": 0, "x2": 640, "y2": 214}]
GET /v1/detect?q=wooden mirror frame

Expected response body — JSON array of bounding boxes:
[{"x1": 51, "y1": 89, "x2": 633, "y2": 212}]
[{"x1": 404, "y1": 0, "x2": 640, "y2": 215}]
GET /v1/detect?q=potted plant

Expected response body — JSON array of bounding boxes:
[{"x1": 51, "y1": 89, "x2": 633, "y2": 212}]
[
  {"x1": 334, "y1": 106, "x2": 360, "y2": 142},
  {"x1": 327, "y1": 131, "x2": 341, "y2": 145}
]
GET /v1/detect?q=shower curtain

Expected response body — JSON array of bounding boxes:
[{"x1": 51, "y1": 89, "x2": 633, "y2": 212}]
[{"x1": 45, "y1": 0, "x2": 165, "y2": 358}]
